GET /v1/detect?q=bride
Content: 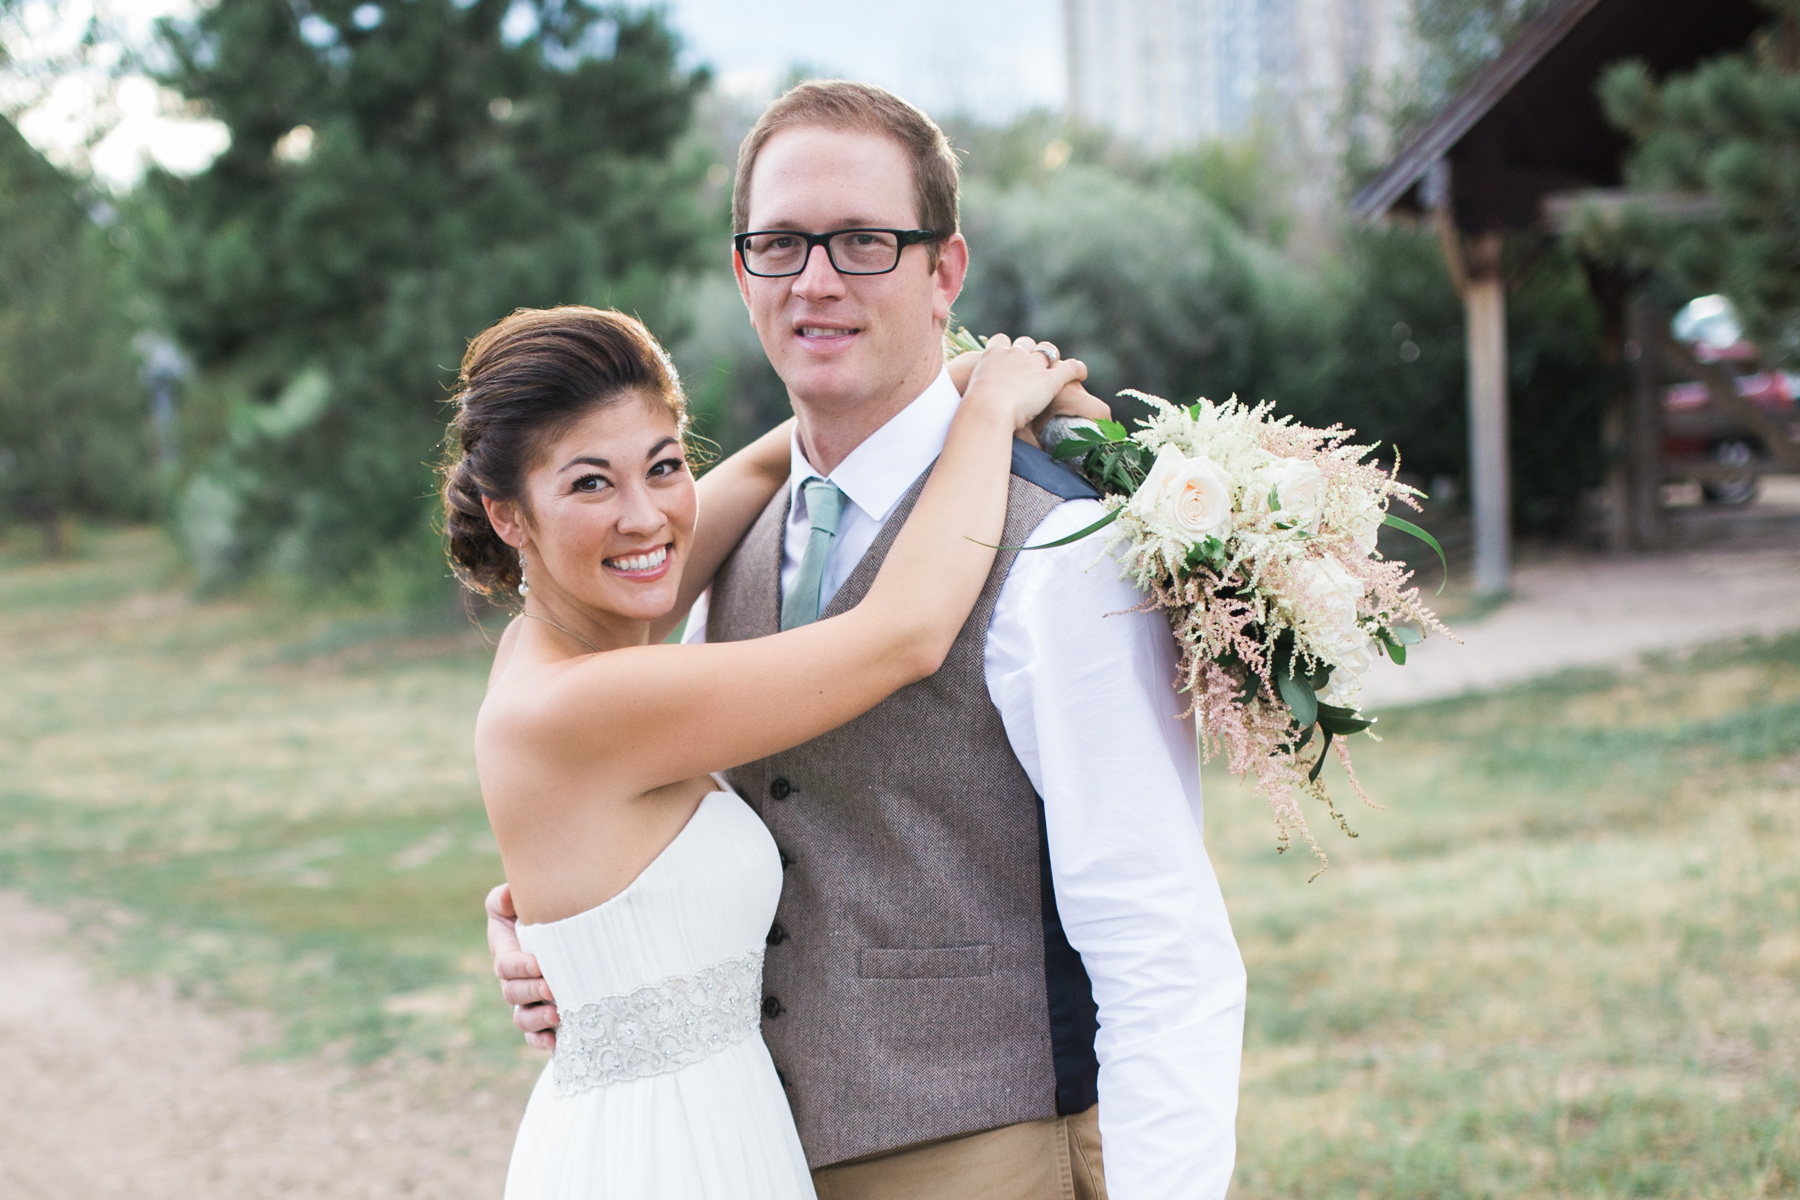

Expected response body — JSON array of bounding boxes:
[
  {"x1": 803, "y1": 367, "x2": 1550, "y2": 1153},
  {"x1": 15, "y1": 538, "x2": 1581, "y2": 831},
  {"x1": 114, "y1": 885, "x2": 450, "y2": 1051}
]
[{"x1": 438, "y1": 305, "x2": 1089, "y2": 1199}]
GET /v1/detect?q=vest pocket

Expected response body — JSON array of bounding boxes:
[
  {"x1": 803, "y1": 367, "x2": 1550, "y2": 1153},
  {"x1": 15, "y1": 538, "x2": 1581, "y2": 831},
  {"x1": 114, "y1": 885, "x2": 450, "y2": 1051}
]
[{"x1": 858, "y1": 944, "x2": 994, "y2": 979}]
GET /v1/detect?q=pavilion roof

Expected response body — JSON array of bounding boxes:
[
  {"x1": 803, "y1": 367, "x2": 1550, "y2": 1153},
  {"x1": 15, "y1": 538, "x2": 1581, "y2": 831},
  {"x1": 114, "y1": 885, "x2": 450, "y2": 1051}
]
[{"x1": 1353, "y1": 0, "x2": 1770, "y2": 232}]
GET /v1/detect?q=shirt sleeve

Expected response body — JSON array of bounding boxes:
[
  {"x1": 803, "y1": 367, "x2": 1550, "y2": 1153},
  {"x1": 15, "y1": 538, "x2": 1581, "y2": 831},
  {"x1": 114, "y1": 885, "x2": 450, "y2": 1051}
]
[
  {"x1": 681, "y1": 588, "x2": 709, "y2": 645},
  {"x1": 985, "y1": 498, "x2": 1247, "y2": 1200}
]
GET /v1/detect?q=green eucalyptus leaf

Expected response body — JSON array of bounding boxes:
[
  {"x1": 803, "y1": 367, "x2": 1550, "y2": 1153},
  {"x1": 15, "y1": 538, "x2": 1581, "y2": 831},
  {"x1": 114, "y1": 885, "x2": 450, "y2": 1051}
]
[
  {"x1": 1277, "y1": 670, "x2": 1318, "y2": 729},
  {"x1": 972, "y1": 506, "x2": 1122, "y2": 551},
  {"x1": 1391, "y1": 624, "x2": 1424, "y2": 645},
  {"x1": 1317, "y1": 712, "x2": 1374, "y2": 735},
  {"x1": 1379, "y1": 631, "x2": 1407, "y2": 666},
  {"x1": 1383, "y1": 514, "x2": 1448, "y2": 593},
  {"x1": 1316, "y1": 703, "x2": 1374, "y2": 735},
  {"x1": 1308, "y1": 729, "x2": 1335, "y2": 782}
]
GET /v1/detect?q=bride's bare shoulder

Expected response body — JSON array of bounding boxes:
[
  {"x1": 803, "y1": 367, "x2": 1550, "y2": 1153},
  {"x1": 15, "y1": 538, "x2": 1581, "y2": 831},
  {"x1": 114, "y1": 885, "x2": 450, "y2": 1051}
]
[
  {"x1": 479, "y1": 627, "x2": 635, "y2": 744},
  {"x1": 485, "y1": 614, "x2": 526, "y2": 693}
]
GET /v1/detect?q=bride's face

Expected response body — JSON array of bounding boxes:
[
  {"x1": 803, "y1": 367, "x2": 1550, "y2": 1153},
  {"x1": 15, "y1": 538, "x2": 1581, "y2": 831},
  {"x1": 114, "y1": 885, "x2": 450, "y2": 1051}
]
[{"x1": 515, "y1": 396, "x2": 696, "y2": 626}]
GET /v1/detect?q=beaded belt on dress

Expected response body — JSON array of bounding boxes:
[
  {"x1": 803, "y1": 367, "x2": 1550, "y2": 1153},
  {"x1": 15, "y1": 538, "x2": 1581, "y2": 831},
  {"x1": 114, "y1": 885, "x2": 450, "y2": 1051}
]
[{"x1": 550, "y1": 947, "x2": 764, "y2": 1097}]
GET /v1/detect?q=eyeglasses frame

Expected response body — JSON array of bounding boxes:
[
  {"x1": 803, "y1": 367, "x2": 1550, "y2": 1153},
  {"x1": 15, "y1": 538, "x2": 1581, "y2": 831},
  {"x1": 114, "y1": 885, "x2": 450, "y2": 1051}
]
[{"x1": 733, "y1": 228, "x2": 942, "y2": 278}]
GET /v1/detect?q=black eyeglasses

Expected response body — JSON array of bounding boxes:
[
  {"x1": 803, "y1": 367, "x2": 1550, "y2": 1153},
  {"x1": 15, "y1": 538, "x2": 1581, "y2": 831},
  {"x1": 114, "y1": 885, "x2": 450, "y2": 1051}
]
[{"x1": 734, "y1": 228, "x2": 941, "y2": 277}]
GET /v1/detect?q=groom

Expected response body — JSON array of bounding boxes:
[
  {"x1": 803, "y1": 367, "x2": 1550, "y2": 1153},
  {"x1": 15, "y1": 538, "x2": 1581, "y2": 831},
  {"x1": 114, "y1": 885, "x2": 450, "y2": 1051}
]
[{"x1": 487, "y1": 80, "x2": 1245, "y2": 1199}]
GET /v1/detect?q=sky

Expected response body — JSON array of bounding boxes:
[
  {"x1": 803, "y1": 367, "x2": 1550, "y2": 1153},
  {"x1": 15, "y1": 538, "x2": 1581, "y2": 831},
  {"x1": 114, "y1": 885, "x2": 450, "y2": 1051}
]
[
  {"x1": 4, "y1": 0, "x2": 1067, "y2": 190},
  {"x1": 661, "y1": 0, "x2": 1062, "y2": 119}
]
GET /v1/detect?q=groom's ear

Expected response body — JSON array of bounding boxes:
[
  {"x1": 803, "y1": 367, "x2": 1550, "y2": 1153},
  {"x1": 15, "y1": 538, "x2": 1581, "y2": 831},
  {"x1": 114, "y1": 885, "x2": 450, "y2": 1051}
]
[
  {"x1": 732, "y1": 243, "x2": 753, "y2": 311},
  {"x1": 931, "y1": 233, "x2": 968, "y2": 326},
  {"x1": 482, "y1": 495, "x2": 528, "y2": 549}
]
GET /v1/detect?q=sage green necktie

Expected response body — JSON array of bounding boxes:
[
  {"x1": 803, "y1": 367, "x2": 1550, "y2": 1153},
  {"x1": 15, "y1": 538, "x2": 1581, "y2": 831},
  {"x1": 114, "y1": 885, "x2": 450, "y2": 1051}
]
[{"x1": 781, "y1": 479, "x2": 847, "y2": 631}]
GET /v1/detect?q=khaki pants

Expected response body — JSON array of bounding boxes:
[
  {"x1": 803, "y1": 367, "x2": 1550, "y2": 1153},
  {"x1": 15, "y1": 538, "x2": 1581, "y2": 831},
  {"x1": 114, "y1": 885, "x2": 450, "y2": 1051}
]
[{"x1": 811, "y1": 1105, "x2": 1106, "y2": 1200}]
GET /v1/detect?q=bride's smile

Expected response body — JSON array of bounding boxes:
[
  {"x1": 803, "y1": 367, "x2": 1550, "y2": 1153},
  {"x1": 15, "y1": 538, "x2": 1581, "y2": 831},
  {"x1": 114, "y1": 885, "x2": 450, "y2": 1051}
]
[{"x1": 603, "y1": 544, "x2": 671, "y2": 578}]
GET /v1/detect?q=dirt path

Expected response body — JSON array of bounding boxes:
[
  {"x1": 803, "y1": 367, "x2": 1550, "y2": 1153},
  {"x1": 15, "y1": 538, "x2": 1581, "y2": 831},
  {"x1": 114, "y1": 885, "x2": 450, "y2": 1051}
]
[
  {"x1": 1358, "y1": 543, "x2": 1800, "y2": 709},
  {"x1": 0, "y1": 892, "x2": 530, "y2": 1199}
]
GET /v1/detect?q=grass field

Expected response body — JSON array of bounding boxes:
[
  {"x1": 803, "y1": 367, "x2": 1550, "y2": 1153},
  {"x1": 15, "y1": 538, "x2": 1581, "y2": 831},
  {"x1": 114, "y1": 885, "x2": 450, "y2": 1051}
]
[{"x1": 2, "y1": 526, "x2": 1796, "y2": 1196}]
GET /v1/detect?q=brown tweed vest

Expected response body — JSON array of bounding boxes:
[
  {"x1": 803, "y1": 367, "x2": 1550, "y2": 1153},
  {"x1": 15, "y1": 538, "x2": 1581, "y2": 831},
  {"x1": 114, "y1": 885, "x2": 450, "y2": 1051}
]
[{"x1": 707, "y1": 453, "x2": 1088, "y2": 1168}]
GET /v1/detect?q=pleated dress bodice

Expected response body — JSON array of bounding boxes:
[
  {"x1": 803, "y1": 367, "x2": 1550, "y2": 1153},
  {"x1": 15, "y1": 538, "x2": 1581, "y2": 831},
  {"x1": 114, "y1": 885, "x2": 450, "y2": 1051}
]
[{"x1": 504, "y1": 784, "x2": 814, "y2": 1200}]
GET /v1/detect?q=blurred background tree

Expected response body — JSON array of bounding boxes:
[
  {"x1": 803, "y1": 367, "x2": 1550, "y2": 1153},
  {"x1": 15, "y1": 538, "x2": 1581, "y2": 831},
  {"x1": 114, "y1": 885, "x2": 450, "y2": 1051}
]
[
  {"x1": 0, "y1": 0, "x2": 1630, "y2": 587},
  {"x1": 1588, "y1": 1, "x2": 1800, "y2": 363},
  {"x1": 0, "y1": 117, "x2": 153, "y2": 554},
  {"x1": 936, "y1": 101, "x2": 1611, "y2": 537},
  {"x1": 137, "y1": 0, "x2": 710, "y2": 591},
  {"x1": 956, "y1": 163, "x2": 1329, "y2": 425}
]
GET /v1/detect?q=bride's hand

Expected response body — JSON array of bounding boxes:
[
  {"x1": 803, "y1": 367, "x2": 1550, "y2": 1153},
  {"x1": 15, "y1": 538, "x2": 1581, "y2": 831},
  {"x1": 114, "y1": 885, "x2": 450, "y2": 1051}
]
[
  {"x1": 950, "y1": 339, "x2": 1111, "y2": 446},
  {"x1": 962, "y1": 334, "x2": 1089, "y2": 432},
  {"x1": 486, "y1": 882, "x2": 560, "y2": 1050}
]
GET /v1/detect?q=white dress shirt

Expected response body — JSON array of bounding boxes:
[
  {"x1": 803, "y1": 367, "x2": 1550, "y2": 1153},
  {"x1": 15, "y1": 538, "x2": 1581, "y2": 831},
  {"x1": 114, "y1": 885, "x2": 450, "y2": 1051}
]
[{"x1": 686, "y1": 368, "x2": 1246, "y2": 1199}]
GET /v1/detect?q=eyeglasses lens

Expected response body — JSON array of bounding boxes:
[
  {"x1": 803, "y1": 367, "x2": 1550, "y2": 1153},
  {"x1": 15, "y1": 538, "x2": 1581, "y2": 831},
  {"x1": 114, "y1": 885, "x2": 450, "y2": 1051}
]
[{"x1": 740, "y1": 230, "x2": 902, "y2": 276}]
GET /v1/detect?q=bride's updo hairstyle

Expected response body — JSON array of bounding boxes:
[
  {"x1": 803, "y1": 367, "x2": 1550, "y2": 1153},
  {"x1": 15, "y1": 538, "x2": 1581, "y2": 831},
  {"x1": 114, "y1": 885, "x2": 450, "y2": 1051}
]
[{"x1": 441, "y1": 306, "x2": 687, "y2": 596}]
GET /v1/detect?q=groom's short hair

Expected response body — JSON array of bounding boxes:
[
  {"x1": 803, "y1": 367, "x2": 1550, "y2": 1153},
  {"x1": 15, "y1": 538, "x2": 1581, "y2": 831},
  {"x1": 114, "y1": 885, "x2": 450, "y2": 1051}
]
[{"x1": 732, "y1": 80, "x2": 960, "y2": 264}]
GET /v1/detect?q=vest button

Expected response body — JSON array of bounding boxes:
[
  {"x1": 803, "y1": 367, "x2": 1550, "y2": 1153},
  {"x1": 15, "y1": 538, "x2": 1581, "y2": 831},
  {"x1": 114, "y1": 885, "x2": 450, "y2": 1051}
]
[
  {"x1": 766, "y1": 922, "x2": 788, "y2": 946},
  {"x1": 762, "y1": 996, "x2": 786, "y2": 1019},
  {"x1": 769, "y1": 777, "x2": 792, "y2": 800}
]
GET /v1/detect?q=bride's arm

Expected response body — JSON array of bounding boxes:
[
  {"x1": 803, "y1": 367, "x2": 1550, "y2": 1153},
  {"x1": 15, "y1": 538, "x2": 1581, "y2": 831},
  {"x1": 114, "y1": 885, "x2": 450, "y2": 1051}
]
[
  {"x1": 484, "y1": 338, "x2": 1086, "y2": 798},
  {"x1": 647, "y1": 418, "x2": 793, "y2": 642}
]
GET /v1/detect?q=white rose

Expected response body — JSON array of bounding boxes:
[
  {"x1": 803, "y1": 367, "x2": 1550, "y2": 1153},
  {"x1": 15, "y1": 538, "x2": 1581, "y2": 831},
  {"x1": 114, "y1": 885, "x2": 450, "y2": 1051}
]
[
  {"x1": 1268, "y1": 457, "x2": 1326, "y2": 535},
  {"x1": 1293, "y1": 555, "x2": 1365, "y2": 647},
  {"x1": 1318, "y1": 637, "x2": 1377, "y2": 707},
  {"x1": 1129, "y1": 445, "x2": 1235, "y2": 542}
]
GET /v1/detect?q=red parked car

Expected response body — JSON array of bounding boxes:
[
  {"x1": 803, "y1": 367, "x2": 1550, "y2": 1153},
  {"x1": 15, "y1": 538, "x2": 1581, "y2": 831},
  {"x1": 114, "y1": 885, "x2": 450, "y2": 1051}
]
[{"x1": 1663, "y1": 297, "x2": 1800, "y2": 505}]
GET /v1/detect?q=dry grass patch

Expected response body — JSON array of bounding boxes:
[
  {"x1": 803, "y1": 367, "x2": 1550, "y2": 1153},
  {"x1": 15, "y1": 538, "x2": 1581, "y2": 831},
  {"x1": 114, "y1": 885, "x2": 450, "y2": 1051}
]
[{"x1": 1215, "y1": 633, "x2": 1800, "y2": 1197}]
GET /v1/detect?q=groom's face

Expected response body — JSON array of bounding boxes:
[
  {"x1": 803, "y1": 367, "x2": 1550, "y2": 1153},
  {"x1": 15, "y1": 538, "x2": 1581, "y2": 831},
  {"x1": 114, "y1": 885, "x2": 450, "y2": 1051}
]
[{"x1": 735, "y1": 126, "x2": 967, "y2": 421}]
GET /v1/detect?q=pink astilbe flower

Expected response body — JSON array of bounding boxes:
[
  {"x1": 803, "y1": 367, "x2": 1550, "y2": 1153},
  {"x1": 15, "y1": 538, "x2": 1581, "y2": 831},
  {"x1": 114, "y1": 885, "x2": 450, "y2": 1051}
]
[{"x1": 1091, "y1": 394, "x2": 1458, "y2": 873}]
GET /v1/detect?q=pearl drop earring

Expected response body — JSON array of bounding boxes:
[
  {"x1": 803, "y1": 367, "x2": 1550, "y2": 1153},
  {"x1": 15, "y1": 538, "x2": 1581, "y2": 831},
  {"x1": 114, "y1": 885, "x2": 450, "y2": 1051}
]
[{"x1": 518, "y1": 549, "x2": 531, "y2": 597}]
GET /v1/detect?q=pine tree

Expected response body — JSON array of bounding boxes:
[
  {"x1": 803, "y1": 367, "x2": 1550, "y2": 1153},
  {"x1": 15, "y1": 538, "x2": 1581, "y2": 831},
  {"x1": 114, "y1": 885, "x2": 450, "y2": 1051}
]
[
  {"x1": 139, "y1": 0, "x2": 710, "y2": 586},
  {"x1": 1589, "y1": 2, "x2": 1800, "y2": 362},
  {"x1": 0, "y1": 117, "x2": 152, "y2": 552}
]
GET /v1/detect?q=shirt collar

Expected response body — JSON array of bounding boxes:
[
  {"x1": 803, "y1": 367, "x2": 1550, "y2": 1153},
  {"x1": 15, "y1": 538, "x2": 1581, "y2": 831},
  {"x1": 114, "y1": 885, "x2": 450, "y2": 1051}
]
[{"x1": 787, "y1": 366, "x2": 960, "y2": 524}]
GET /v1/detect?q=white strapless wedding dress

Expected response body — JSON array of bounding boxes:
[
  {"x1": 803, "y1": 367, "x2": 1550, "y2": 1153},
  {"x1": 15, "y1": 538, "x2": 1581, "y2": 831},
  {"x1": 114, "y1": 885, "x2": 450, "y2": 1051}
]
[{"x1": 505, "y1": 782, "x2": 816, "y2": 1200}]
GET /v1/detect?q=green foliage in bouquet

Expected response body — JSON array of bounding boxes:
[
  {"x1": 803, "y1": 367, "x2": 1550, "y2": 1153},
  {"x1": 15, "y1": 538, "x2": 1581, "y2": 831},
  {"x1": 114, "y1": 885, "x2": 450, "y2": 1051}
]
[{"x1": 138, "y1": 0, "x2": 712, "y2": 590}]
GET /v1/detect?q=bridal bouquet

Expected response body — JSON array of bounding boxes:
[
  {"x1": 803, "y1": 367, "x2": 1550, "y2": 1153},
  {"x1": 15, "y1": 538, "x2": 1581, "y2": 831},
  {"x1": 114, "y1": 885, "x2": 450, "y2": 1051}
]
[{"x1": 953, "y1": 330, "x2": 1452, "y2": 871}]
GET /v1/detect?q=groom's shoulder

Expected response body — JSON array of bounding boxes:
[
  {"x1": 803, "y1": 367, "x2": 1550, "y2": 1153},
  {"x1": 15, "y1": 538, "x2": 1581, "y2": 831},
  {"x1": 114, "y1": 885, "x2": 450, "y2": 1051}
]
[{"x1": 1008, "y1": 440, "x2": 1100, "y2": 503}]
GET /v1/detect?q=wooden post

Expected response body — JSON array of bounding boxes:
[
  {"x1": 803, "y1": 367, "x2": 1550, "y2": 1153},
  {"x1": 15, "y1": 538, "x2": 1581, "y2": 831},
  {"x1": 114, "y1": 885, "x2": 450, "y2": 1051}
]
[
  {"x1": 1626, "y1": 298, "x2": 1665, "y2": 548},
  {"x1": 1464, "y1": 232, "x2": 1511, "y2": 597}
]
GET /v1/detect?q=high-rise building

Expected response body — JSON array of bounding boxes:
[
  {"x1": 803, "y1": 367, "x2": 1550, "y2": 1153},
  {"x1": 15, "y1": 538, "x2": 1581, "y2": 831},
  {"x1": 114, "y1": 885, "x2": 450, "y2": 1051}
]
[{"x1": 1064, "y1": 0, "x2": 1417, "y2": 158}]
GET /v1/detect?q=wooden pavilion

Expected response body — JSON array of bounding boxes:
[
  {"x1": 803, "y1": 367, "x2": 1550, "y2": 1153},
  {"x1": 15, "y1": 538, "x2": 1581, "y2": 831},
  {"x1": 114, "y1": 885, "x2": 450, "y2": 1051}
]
[{"x1": 1353, "y1": 0, "x2": 1778, "y2": 594}]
